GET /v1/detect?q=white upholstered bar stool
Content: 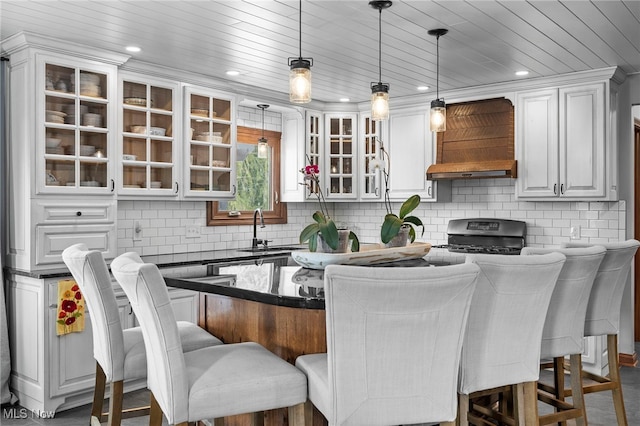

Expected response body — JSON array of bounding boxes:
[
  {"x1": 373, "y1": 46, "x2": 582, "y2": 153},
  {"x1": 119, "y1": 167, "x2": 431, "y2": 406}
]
[
  {"x1": 62, "y1": 244, "x2": 222, "y2": 426},
  {"x1": 294, "y1": 263, "x2": 480, "y2": 426},
  {"x1": 110, "y1": 252, "x2": 307, "y2": 426},
  {"x1": 520, "y1": 245, "x2": 606, "y2": 426},
  {"x1": 561, "y1": 239, "x2": 640, "y2": 426},
  {"x1": 458, "y1": 252, "x2": 566, "y2": 426}
]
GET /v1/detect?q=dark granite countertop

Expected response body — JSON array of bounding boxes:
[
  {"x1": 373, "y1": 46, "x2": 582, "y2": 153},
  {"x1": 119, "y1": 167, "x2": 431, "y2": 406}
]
[
  {"x1": 164, "y1": 257, "x2": 451, "y2": 310},
  {"x1": 5, "y1": 244, "x2": 308, "y2": 279}
]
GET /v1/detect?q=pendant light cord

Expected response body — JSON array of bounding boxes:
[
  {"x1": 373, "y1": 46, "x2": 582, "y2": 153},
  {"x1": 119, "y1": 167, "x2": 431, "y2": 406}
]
[
  {"x1": 261, "y1": 107, "x2": 265, "y2": 139},
  {"x1": 378, "y1": 6, "x2": 382, "y2": 83},
  {"x1": 436, "y1": 34, "x2": 440, "y2": 99},
  {"x1": 298, "y1": 0, "x2": 302, "y2": 59}
]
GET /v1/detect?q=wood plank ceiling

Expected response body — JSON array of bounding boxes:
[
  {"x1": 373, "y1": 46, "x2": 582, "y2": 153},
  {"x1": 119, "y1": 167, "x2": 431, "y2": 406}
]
[{"x1": 1, "y1": 1, "x2": 639, "y2": 104}]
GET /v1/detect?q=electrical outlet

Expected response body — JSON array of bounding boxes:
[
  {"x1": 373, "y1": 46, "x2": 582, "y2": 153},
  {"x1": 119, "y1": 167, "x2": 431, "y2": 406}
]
[
  {"x1": 133, "y1": 221, "x2": 142, "y2": 241},
  {"x1": 186, "y1": 225, "x2": 200, "y2": 238},
  {"x1": 570, "y1": 225, "x2": 581, "y2": 240}
]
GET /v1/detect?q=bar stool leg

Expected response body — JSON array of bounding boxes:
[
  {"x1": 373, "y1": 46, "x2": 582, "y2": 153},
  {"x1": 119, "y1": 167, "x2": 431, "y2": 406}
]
[
  {"x1": 568, "y1": 353, "x2": 587, "y2": 426},
  {"x1": 91, "y1": 363, "x2": 107, "y2": 425},
  {"x1": 149, "y1": 392, "x2": 164, "y2": 426},
  {"x1": 607, "y1": 334, "x2": 628, "y2": 426},
  {"x1": 107, "y1": 380, "x2": 123, "y2": 426}
]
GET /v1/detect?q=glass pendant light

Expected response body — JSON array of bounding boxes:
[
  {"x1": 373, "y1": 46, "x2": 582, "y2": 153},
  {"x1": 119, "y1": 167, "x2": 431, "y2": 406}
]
[
  {"x1": 428, "y1": 28, "x2": 448, "y2": 132},
  {"x1": 369, "y1": 1, "x2": 392, "y2": 121},
  {"x1": 257, "y1": 104, "x2": 269, "y2": 159},
  {"x1": 288, "y1": 0, "x2": 313, "y2": 103}
]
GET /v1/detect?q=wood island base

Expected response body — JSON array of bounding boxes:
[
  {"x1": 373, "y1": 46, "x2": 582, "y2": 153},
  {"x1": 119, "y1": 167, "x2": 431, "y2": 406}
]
[{"x1": 199, "y1": 293, "x2": 328, "y2": 426}]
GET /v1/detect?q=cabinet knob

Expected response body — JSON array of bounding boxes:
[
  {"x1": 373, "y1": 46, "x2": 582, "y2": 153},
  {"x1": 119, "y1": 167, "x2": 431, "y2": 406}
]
[{"x1": 76, "y1": 211, "x2": 82, "y2": 217}]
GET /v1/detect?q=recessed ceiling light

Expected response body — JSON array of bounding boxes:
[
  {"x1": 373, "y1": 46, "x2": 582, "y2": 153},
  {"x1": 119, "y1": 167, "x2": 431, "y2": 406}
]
[
  {"x1": 339, "y1": 98, "x2": 350, "y2": 102},
  {"x1": 417, "y1": 85, "x2": 429, "y2": 91},
  {"x1": 125, "y1": 46, "x2": 141, "y2": 53},
  {"x1": 226, "y1": 70, "x2": 240, "y2": 76},
  {"x1": 515, "y1": 70, "x2": 529, "y2": 76}
]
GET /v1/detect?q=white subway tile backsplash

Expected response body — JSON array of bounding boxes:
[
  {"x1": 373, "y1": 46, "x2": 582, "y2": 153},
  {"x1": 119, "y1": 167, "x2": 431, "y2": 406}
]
[{"x1": 116, "y1": 178, "x2": 627, "y2": 255}]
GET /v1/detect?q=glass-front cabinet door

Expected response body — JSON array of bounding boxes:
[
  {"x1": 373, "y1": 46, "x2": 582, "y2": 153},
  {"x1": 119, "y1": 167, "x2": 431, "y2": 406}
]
[
  {"x1": 119, "y1": 73, "x2": 179, "y2": 196},
  {"x1": 304, "y1": 111, "x2": 322, "y2": 199},
  {"x1": 360, "y1": 114, "x2": 382, "y2": 200},
  {"x1": 183, "y1": 86, "x2": 236, "y2": 198},
  {"x1": 324, "y1": 113, "x2": 357, "y2": 199},
  {"x1": 39, "y1": 55, "x2": 116, "y2": 194}
]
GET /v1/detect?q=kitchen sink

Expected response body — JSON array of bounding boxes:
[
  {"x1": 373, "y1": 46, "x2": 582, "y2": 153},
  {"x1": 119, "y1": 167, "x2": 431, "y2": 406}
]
[{"x1": 236, "y1": 245, "x2": 304, "y2": 253}]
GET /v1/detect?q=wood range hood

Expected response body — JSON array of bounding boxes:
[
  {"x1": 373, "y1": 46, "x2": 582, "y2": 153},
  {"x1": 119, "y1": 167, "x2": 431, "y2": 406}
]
[{"x1": 426, "y1": 97, "x2": 517, "y2": 180}]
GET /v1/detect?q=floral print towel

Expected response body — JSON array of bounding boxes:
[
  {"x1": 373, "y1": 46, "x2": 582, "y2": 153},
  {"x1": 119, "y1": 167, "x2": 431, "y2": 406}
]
[{"x1": 56, "y1": 280, "x2": 85, "y2": 336}]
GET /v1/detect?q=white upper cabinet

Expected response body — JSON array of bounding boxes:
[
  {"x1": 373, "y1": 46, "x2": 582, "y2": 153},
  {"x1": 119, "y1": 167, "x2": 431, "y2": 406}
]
[
  {"x1": 516, "y1": 81, "x2": 615, "y2": 200},
  {"x1": 183, "y1": 85, "x2": 237, "y2": 199},
  {"x1": 279, "y1": 110, "x2": 306, "y2": 202},
  {"x1": 39, "y1": 54, "x2": 118, "y2": 195},
  {"x1": 359, "y1": 114, "x2": 382, "y2": 200},
  {"x1": 118, "y1": 72, "x2": 180, "y2": 197},
  {"x1": 387, "y1": 108, "x2": 441, "y2": 201},
  {"x1": 324, "y1": 113, "x2": 358, "y2": 200}
]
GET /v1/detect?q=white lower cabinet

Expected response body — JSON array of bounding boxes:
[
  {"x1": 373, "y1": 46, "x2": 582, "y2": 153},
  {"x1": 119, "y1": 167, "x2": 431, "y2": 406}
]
[{"x1": 6, "y1": 272, "x2": 201, "y2": 414}]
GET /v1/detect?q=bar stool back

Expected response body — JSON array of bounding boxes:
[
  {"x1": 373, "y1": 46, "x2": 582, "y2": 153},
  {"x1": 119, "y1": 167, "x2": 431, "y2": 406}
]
[
  {"x1": 62, "y1": 244, "x2": 222, "y2": 426},
  {"x1": 562, "y1": 239, "x2": 640, "y2": 426},
  {"x1": 111, "y1": 252, "x2": 307, "y2": 426},
  {"x1": 295, "y1": 263, "x2": 480, "y2": 426},
  {"x1": 458, "y1": 252, "x2": 566, "y2": 426},
  {"x1": 521, "y1": 245, "x2": 606, "y2": 425}
]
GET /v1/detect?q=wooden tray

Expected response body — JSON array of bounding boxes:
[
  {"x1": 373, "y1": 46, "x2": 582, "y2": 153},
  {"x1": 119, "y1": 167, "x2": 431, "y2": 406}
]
[{"x1": 290, "y1": 242, "x2": 431, "y2": 270}]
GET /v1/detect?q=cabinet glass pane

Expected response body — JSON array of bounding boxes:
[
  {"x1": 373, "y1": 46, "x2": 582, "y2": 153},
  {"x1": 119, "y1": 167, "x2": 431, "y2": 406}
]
[
  {"x1": 45, "y1": 128, "x2": 74, "y2": 155},
  {"x1": 124, "y1": 110, "x2": 146, "y2": 133},
  {"x1": 80, "y1": 161, "x2": 107, "y2": 187},
  {"x1": 150, "y1": 113, "x2": 172, "y2": 137},
  {"x1": 80, "y1": 132, "x2": 107, "y2": 158},
  {"x1": 330, "y1": 119, "x2": 340, "y2": 135},
  {"x1": 330, "y1": 139, "x2": 340, "y2": 155},
  {"x1": 123, "y1": 165, "x2": 146, "y2": 188},
  {"x1": 151, "y1": 140, "x2": 172, "y2": 163},
  {"x1": 190, "y1": 145, "x2": 209, "y2": 167},
  {"x1": 80, "y1": 100, "x2": 106, "y2": 128},
  {"x1": 212, "y1": 99, "x2": 231, "y2": 121},
  {"x1": 212, "y1": 147, "x2": 230, "y2": 167},
  {"x1": 342, "y1": 119, "x2": 352, "y2": 135},
  {"x1": 212, "y1": 171, "x2": 231, "y2": 191},
  {"x1": 45, "y1": 159, "x2": 74, "y2": 186},
  {"x1": 123, "y1": 81, "x2": 147, "y2": 106},
  {"x1": 190, "y1": 169, "x2": 210, "y2": 191},
  {"x1": 344, "y1": 158, "x2": 352, "y2": 174},
  {"x1": 150, "y1": 167, "x2": 172, "y2": 189},
  {"x1": 123, "y1": 137, "x2": 146, "y2": 161},
  {"x1": 329, "y1": 158, "x2": 338, "y2": 174},
  {"x1": 343, "y1": 177, "x2": 353, "y2": 193},
  {"x1": 343, "y1": 140, "x2": 352, "y2": 154},
  {"x1": 46, "y1": 64, "x2": 74, "y2": 94},
  {"x1": 78, "y1": 71, "x2": 106, "y2": 98},
  {"x1": 150, "y1": 86, "x2": 172, "y2": 111}
]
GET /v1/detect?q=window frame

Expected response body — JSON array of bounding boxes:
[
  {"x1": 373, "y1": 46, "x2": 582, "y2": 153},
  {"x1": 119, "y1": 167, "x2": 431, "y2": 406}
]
[{"x1": 207, "y1": 126, "x2": 287, "y2": 226}]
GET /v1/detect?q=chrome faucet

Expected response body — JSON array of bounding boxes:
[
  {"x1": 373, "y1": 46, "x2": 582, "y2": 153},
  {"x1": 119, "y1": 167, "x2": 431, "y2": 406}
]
[{"x1": 252, "y1": 208, "x2": 266, "y2": 248}]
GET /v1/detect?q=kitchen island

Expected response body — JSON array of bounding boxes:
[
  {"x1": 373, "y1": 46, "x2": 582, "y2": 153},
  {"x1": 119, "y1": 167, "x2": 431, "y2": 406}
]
[{"x1": 164, "y1": 254, "x2": 451, "y2": 426}]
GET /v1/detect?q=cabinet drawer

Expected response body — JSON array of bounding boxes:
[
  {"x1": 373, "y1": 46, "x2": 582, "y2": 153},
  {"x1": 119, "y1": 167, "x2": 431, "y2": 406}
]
[
  {"x1": 34, "y1": 199, "x2": 116, "y2": 223},
  {"x1": 36, "y1": 224, "x2": 116, "y2": 265}
]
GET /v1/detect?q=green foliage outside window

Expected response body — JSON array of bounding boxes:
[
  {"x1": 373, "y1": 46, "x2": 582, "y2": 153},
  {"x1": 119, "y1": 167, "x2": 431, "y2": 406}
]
[{"x1": 219, "y1": 144, "x2": 270, "y2": 211}]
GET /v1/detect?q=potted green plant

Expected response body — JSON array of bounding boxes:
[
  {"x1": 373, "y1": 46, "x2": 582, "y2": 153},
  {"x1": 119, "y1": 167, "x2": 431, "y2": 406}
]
[
  {"x1": 373, "y1": 141, "x2": 424, "y2": 246},
  {"x1": 380, "y1": 194, "x2": 424, "y2": 245},
  {"x1": 298, "y1": 161, "x2": 359, "y2": 253}
]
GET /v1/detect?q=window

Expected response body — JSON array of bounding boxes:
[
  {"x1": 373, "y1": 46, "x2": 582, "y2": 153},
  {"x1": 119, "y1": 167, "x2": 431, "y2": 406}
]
[{"x1": 207, "y1": 126, "x2": 287, "y2": 225}]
